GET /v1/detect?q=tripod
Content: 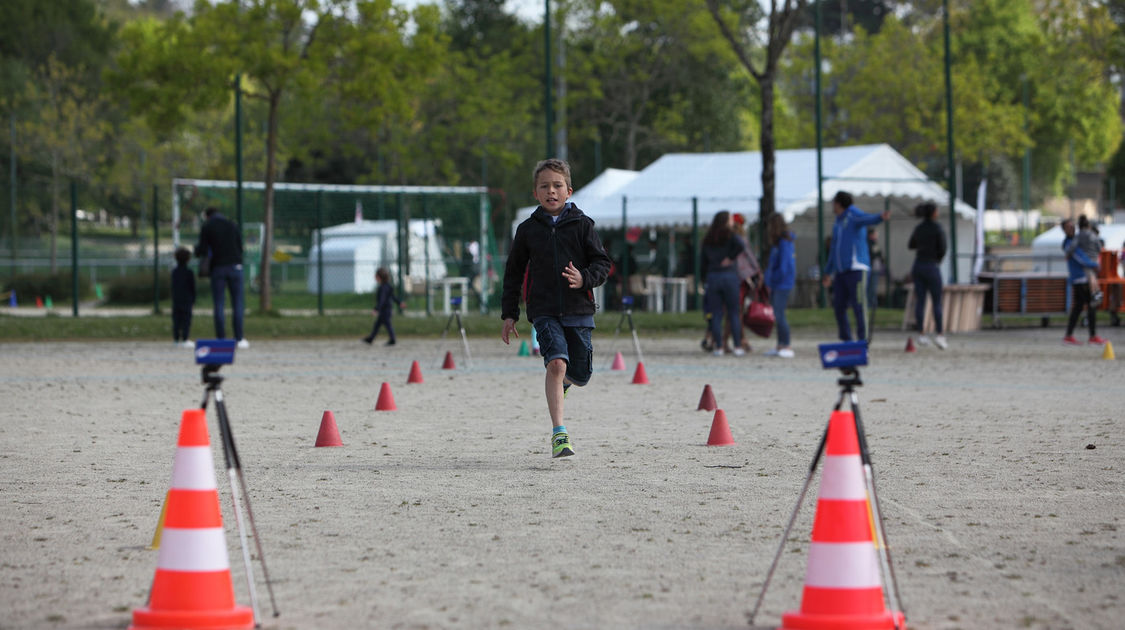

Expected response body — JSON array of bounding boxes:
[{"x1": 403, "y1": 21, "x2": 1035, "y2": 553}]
[
  {"x1": 200, "y1": 364, "x2": 280, "y2": 625},
  {"x1": 440, "y1": 300, "x2": 472, "y2": 368},
  {"x1": 748, "y1": 367, "x2": 904, "y2": 629},
  {"x1": 603, "y1": 296, "x2": 644, "y2": 368}
]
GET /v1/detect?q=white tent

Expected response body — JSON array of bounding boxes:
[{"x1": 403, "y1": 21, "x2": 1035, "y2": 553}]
[
  {"x1": 1030, "y1": 224, "x2": 1125, "y2": 273},
  {"x1": 516, "y1": 144, "x2": 979, "y2": 285},
  {"x1": 307, "y1": 219, "x2": 446, "y2": 294}
]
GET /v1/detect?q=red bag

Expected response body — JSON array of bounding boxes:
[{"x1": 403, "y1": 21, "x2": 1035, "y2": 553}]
[{"x1": 743, "y1": 284, "x2": 774, "y2": 338}]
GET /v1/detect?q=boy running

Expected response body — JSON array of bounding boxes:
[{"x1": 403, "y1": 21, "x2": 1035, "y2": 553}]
[{"x1": 501, "y1": 159, "x2": 612, "y2": 458}]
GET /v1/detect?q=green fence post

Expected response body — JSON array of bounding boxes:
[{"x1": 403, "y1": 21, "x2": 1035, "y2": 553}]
[
  {"x1": 316, "y1": 190, "x2": 324, "y2": 316},
  {"x1": 397, "y1": 193, "x2": 406, "y2": 303},
  {"x1": 71, "y1": 180, "x2": 78, "y2": 317},
  {"x1": 691, "y1": 197, "x2": 699, "y2": 310},
  {"x1": 424, "y1": 196, "x2": 431, "y2": 317},
  {"x1": 153, "y1": 184, "x2": 160, "y2": 315}
]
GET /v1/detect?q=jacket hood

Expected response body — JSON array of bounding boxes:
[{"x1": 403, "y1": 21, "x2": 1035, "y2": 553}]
[{"x1": 532, "y1": 202, "x2": 588, "y2": 225}]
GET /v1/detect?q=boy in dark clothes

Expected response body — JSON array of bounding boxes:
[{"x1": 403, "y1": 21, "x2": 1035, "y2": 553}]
[
  {"x1": 363, "y1": 267, "x2": 401, "y2": 346},
  {"x1": 500, "y1": 158, "x2": 613, "y2": 458},
  {"x1": 171, "y1": 247, "x2": 196, "y2": 347}
]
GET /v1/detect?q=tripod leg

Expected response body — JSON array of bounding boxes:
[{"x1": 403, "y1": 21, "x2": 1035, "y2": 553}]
[
  {"x1": 213, "y1": 390, "x2": 264, "y2": 624},
  {"x1": 626, "y1": 311, "x2": 644, "y2": 364},
  {"x1": 456, "y1": 312, "x2": 472, "y2": 367},
  {"x1": 748, "y1": 420, "x2": 830, "y2": 627},
  {"x1": 602, "y1": 312, "x2": 628, "y2": 369},
  {"x1": 850, "y1": 392, "x2": 905, "y2": 629}
]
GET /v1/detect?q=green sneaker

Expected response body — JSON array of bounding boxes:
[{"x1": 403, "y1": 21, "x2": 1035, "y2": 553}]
[
  {"x1": 551, "y1": 430, "x2": 575, "y2": 458},
  {"x1": 563, "y1": 383, "x2": 571, "y2": 399}
]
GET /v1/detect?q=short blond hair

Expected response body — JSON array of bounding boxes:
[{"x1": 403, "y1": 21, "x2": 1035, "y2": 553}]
[{"x1": 532, "y1": 158, "x2": 572, "y2": 189}]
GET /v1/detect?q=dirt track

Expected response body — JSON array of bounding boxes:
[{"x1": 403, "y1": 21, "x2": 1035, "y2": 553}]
[{"x1": 1, "y1": 328, "x2": 1122, "y2": 629}]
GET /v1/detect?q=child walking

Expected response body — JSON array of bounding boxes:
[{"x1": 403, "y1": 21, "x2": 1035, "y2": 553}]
[
  {"x1": 1067, "y1": 215, "x2": 1103, "y2": 304},
  {"x1": 171, "y1": 247, "x2": 196, "y2": 347},
  {"x1": 501, "y1": 159, "x2": 612, "y2": 458},
  {"x1": 363, "y1": 267, "x2": 401, "y2": 346}
]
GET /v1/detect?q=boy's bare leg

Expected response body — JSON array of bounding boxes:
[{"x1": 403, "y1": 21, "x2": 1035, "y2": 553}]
[{"x1": 545, "y1": 359, "x2": 567, "y2": 427}]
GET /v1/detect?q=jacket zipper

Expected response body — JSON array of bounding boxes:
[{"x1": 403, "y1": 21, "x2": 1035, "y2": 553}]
[{"x1": 551, "y1": 223, "x2": 564, "y2": 315}]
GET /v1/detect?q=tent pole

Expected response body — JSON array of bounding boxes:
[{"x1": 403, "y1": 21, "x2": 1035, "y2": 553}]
[
  {"x1": 814, "y1": 0, "x2": 826, "y2": 307},
  {"x1": 692, "y1": 197, "x2": 699, "y2": 311}
]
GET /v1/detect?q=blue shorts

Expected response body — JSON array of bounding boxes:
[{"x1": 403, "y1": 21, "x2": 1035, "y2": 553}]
[{"x1": 533, "y1": 317, "x2": 594, "y2": 386}]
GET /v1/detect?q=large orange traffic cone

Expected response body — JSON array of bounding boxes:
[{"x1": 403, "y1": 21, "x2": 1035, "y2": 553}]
[
  {"x1": 611, "y1": 351, "x2": 626, "y2": 371},
  {"x1": 632, "y1": 361, "x2": 649, "y2": 384},
  {"x1": 698, "y1": 384, "x2": 717, "y2": 411},
  {"x1": 407, "y1": 360, "x2": 424, "y2": 384},
  {"x1": 779, "y1": 410, "x2": 905, "y2": 630},
  {"x1": 904, "y1": 337, "x2": 916, "y2": 353},
  {"x1": 706, "y1": 409, "x2": 735, "y2": 446},
  {"x1": 442, "y1": 351, "x2": 456, "y2": 370},
  {"x1": 130, "y1": 409, "x2": 254, "y2": 630},
  {"x1": 375, "y1": 382, "x2": 397, "y2": 411},
  {"x1": 315, "y1": 410, "x2": 343, "y2": 447}
]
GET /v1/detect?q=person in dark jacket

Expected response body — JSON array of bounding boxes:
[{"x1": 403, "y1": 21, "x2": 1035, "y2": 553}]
[
  {"x1": 701, "y1": 211, "x2": 746, "y2": 356},
  {"x1": 908, "y1": 202, "x2": 948, "y2": 349},
  {"x1": 765, "y1": 214, "x2": 796, "y2": 358},
  {"x1": 501, "y1": 159, "x2": 612, "y2": 458},
  {"x1": 1061, "y1": 218, "x2": 1106, "y2": 346},
  {"x1": 194, "y1": 206, "x2": 247, "y2": 347},
  {"x1": 171, "y1": 247, "x2": 196, "y2": 347},
  {"x1": 363, "y1": 267, "x2": 402, "y2": 346}
]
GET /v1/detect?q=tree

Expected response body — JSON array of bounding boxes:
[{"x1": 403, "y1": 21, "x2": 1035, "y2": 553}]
[{"x1": 705, "y1": 0, "x2": 807, "y2": 245}]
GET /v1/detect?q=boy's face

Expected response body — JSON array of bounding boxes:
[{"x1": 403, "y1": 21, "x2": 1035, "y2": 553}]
[{"x1": 533, "y1": 169, "x2": 572, "y2": 216}]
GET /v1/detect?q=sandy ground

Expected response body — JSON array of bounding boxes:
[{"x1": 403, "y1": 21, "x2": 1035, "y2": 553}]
[{"x1": 1, "y1": 326, "x2": 1122, "y2": 630}]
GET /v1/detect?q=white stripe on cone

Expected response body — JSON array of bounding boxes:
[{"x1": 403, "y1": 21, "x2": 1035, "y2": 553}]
[
  {"x1": 171, "y1": 446, "x2": 218, "y2": 490},
  {"x1": 804, "y1": 542, "x2": 883, "y2": 589},
  {"x1": 157, "y1": 528, "x2": 231, "y2": 572},
  {"x1": 817, "y1": 455, "x2": 866, "y2": 500}
]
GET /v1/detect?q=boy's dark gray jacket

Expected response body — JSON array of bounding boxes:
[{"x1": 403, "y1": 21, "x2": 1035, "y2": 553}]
[{"x1": 501, "y1": 204, "x2": 612, "y2": 323}]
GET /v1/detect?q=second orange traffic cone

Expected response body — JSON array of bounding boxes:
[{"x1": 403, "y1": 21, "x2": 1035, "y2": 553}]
[
  {"x1": 631, "y1": 361, "x2": 649, "y2": 384},
  {"x1": 611, "y1": 351, "x2": 626, "y2": 371},
  {"x1": 375, "y1": 382, "x2": 397, "y2": 411},
  {"x1": 407, "y1": 360, "x2": 424, "y2": 383},
  {"x1": 779, "y1": 409, "x2": 905, "y2": 630},
  {"x1": 904, "y1": 337, "x2": 916, "y2": 353},
  {"x1": 315, "y1": 410, "x2": 343, "y2": 447},
  {"x1": 706, "y1": 409, "x2": 735, "y2": 446},
  {"x1": 130, "y1": 409, "x2": 254, "y2": 630},
  {"x1": 442, "y1": 351, "x2": 456, "y2": 370}
]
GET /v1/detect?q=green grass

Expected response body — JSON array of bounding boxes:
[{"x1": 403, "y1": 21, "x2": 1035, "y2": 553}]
[{"x1": 1, "y1": 307, "x2": 888, "y2": 341}]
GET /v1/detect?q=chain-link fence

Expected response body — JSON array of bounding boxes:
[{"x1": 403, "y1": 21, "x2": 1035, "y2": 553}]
[{"x1": 1, "y1": 177, "x2": 505, "y2": 316}]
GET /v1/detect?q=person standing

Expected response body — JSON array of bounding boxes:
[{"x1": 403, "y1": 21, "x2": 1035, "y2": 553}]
[
  {"x1": 171, "y1": 247, "x2": 196, "y2": 347},
  {"x1": 822, "y1": 191, "x2": 889, "y2": 342},
  {"x1": 727, "y1": 212, "x2": 761, "y2": 353},
  {"x1": 363, "y1": 267, "x2": 402, "y2": 346},
  {"x1": 1061, "y1": 218, "x2": 1106, "y2": 346},
  {"x1": 194, "y1": 206, "x2": 248, "y2": 348},
  {"x1": 500, "y1": 158, "x2": 612, "y2": 458},
  {"x1": 908, "y1": 202, "x2": 948, "y2": 349},
  {"x1": 764, "y1": 214, "x2": 796, "y2": 358},
  {"x1": 701, "y1": 211, "x2": 746, "y2": 356}
]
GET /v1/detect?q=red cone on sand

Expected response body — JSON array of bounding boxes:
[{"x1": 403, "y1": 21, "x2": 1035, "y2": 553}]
[
  {"x1": 631, "y1": 361, "x2": 649, "y2": 384},
  {"x1": 779, "y1": 410, "x2": 905, "y2": 630},
  {"x1": 407, "y1": 360, "x2": 424, "y2": 384},
  {"x1": 35, "y1": 296, "x2": 43, "y2": 308},
  {"x1": 706, "y1": 409, "x2": 735, "y2": 446},
  {"x1": 698, "y1": 384, "x2": 717, "y2": 411},
  {"x1": 611, "y1": 351, "x2": 626, "y2": 371},
  {"x1": 315, "y1": 410, "x2": 343, "y2": 447},
  {"x1": 904, "y1": 337, "x2": 916, "y2": 353},
  {"x1": 442, "y1": 351, "x2": 456, "y2": 370},
  {"x1": 129, "y1": 409, "x2": 254, "y2": 630},
  {"x1": 375, "y1": 382, "x2": 397, "y2": 411}
]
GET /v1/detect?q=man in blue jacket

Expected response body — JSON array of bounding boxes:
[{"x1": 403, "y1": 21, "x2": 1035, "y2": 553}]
[
  {"x1": 822, "y1": 191, "x2": 890, "y2": 342},
  {"x1": 1061, "y1": 218, "x2": 1106, "y2": 346}
]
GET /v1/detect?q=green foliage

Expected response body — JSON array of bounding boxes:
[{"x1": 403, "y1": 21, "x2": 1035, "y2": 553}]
[
  {"x1": 4, "y1": 272, "x2": 91, "y2": 301},
  {"x1": 105, "y1": 272, "x2": 169, "y2": 304}
]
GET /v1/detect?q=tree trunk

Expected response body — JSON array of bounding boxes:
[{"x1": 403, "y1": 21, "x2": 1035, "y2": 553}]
[
  {"x1": 259, "y1": 91, "x2": 280, "y2": 313},
  {"x1": 625, "y1": 123, "x2": 638, "y2": 171},
  {"x1": 49, "y1": 153, "x2": 59, "y2": 273},
  {"x1": 758, "y1": 75, "x2": 776, "y2": 259}
]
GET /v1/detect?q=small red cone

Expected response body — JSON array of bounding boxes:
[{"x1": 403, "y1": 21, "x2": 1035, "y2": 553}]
[
  {"x1": 35, "y1": 296, "x2": 43, "y2": 308},
  {"x1": 407, "y1": 360, "x2": 424, "y2": 384},
  {"x1": 706, "y1": 409, "x2": 735, "y2": 446},
  {"x1": 631, "y1": 361, "x2": 649, "y2": 384},
  {"x1": 375, "y1": 382, "x2": 397, "y2": 411},
  {"x1": 315, "y1": 410, "x2": 343, "y2": 447},
  {"x1": 697, "y1": 384, "x2": 717, "y2": 411},
  {"x1": 442, "y1": 351, "x2": 456, "y2": 370},
  {"x1": 904, "y1": 337, "x2": 916, "y2": 353},
  {"x1": 611, "y1": 351, "x2": 626, "y2": 371}
]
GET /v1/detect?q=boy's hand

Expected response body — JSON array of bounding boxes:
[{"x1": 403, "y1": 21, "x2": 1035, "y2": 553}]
[
  {"x1": 562, "y1": 261, "x2": 583, "y2": 288},
  {"x1": 881, "y1": 209, "x2": 891, "y2": 221},
  {"x1": 501, "y1": 318, "x2": 518, "y2": 345}
]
